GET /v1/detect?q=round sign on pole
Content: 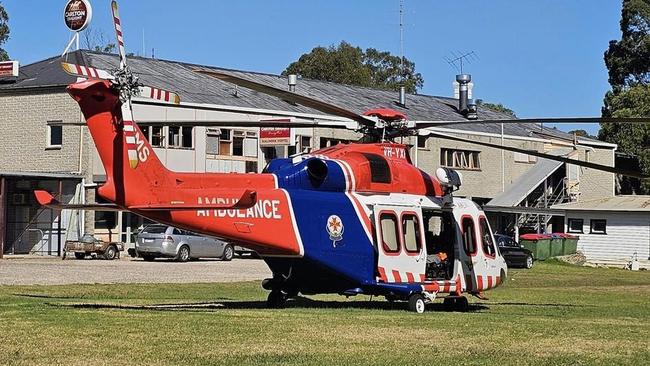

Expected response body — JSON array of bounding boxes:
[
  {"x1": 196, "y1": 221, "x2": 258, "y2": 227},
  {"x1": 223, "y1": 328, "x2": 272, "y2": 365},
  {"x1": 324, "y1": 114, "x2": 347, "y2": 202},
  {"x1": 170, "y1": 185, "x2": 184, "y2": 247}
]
[{"x1": 64, "y1": 0, "x2": 93, "y2": 32}]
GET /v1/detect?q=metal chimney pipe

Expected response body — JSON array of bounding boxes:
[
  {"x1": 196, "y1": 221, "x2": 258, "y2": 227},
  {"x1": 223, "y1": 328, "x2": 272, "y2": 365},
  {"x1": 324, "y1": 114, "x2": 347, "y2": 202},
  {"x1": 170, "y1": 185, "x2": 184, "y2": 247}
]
[
  {"x1": 399, "y1": 86, "x2": 406, "y2": 107},
  {"x1": 456, "y1": 74, "x2": 471, "y2": 114},
  {"x1": 288, "y1": 74, "x2": 297, "y2": 92}
]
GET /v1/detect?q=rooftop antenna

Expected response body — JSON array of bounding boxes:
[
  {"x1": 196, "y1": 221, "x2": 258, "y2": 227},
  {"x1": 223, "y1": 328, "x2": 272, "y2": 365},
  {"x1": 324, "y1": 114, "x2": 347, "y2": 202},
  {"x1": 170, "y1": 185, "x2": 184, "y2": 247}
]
[
  {"x1": 142, "y1": 28, "x2": 145, "y2": 57},
  {"x1": 443, "y1": 51, "x2": 478, "y2": 74},
  {"x1": 397, "y1": 0, "x2": 407, "y2": 107}
]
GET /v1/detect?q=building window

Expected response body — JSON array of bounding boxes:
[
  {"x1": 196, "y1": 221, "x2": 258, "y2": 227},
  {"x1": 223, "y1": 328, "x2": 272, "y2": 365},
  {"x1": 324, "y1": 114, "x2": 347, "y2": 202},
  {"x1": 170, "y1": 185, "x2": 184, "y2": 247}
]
[
  {"x1": 150, "y1": 126, "x2": 164, "y2": 147},
  {"x1": 167, "y1": 126, "x2": 193, "y2": 149},
  {"x1": 417, "y1": 135, "x2": 427, "y2": 149},
  {"x1": 320, "y1": 137, "x2": 350, "y2": 148},
  {"x1": 440, "y1": 148, "x2": 481, "y2": 170},
  {"x1": 567, "y1": 218, "x2": 584, "y2": 234},
  {"x1": 219, "y1": 129, "x2": 232, "y2": 155},
  {"x1": 514, "y1": 152, "x2": 537, "y2": 164},
  {"x1": 47, "y1": 125, "x2": 63, "y2": 148},
  {"x1": 590, "y1": 219, "x2": 607, "y2": 235}
]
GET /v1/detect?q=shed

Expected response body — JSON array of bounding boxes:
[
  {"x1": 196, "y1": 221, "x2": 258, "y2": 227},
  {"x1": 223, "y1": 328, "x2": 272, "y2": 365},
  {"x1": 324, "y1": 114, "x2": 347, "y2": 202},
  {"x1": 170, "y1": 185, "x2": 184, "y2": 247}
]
[{"x1": 552, "y1": 196, "x2": 650, "y2": 262}]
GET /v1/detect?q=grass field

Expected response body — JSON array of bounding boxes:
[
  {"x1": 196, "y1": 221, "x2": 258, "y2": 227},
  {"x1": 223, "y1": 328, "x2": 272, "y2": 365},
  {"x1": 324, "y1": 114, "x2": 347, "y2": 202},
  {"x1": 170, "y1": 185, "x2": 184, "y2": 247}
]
[{"x1": 0, "y1": 260, "x2": 649, "y2": 365}]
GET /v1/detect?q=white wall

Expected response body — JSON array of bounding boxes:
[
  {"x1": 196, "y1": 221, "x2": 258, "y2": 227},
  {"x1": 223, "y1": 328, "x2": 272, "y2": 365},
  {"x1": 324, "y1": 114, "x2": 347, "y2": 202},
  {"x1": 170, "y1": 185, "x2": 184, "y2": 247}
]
[{"x1": 564, "y1": 212, "x2": 650, "y2": 261}]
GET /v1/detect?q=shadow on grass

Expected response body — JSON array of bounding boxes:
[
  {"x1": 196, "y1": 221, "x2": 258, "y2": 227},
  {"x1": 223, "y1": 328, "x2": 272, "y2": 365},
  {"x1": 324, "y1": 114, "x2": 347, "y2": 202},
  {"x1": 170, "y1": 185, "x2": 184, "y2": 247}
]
[{"x1": 46, "y1": 296, "x2": 491, "y2": 313}]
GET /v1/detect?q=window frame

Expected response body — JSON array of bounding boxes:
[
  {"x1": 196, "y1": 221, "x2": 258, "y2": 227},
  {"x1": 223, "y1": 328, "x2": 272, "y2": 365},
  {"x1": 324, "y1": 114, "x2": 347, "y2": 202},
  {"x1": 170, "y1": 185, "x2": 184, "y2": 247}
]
[
  {"x1": 378, "y1": 211, "x2": 401, "y2": 256},
  {"x1": 46, "y1": 124, "x2": 63, "y2": 149},
  {"x1": 400, "y1": 212, "x2": 422, "y2": 255},
  {"x1": 461, "y1": 215, "x2": 477, "y2": 256},
  {"x1": 479, "y1": 216, "x2": 497, "y2": 259},
  {"x1": 440, "y1": 148, "x2": 481, "y2": 171},
  {"x1": 567, "y1": 218, "x2": 584, "y2": 234},
  {"x1": 589, "y1": 219, "x2": 607, "y2": 235}
]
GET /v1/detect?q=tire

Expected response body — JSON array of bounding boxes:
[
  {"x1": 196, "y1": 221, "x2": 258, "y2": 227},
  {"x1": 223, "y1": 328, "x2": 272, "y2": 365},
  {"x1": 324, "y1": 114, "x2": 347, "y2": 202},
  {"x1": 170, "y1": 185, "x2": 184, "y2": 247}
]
[
  {"x1": 176, "y1": 245, "x2": 190, "y2": 262},
  {"x1": 455, "y1": 296, "x2": 469, "y2": 312},
  {"x1": 141, "y1": 255, "x2": 156, "y2": 262},
  {"x1": 74, "y1": 252, "x2": 85, "y2": 260},
  {"x1": 221, "y1": 245, "x2": 234, "y2": 261},
  {"x1": 103, "y1": 245, "x2": 118, "y2": 260},
  {"x1": 408, "y1": 293, "x2": 426, "y2": 314},
  {"x1": 267, "y1": 290, "x2": 287, "y2": 308},
  {"x1": 525, "y1": 255, "x2": 534, "y2": 269}
]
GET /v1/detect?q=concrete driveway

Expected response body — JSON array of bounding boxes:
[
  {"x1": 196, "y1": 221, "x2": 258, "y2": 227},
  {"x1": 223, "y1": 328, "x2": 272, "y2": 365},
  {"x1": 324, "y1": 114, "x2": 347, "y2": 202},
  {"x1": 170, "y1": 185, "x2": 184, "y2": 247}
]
[{"x1": 0, "y1": 256, "x2": 272, "y2": 285}]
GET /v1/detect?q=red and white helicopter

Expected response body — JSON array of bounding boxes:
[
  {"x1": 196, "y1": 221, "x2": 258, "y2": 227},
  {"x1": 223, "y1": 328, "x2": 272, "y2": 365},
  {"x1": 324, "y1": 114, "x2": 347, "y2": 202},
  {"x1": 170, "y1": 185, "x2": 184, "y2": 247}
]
[{"x1": 39, "y1": 1, "x2": 650, "y2": 313}]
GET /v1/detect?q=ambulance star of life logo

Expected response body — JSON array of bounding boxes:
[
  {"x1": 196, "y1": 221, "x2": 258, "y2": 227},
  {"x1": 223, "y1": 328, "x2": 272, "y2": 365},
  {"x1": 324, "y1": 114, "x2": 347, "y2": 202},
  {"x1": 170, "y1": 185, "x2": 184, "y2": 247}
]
[{"x1": 326, "y1": 215, "x2": 344, "y2": 247}]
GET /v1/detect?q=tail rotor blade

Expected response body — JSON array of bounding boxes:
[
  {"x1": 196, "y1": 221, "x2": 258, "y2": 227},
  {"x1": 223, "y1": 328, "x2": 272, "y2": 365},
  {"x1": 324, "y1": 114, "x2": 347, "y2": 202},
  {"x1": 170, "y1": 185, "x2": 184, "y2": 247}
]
[{"x1": 111, "y1": 0, "x2": 127, "y2": 70}]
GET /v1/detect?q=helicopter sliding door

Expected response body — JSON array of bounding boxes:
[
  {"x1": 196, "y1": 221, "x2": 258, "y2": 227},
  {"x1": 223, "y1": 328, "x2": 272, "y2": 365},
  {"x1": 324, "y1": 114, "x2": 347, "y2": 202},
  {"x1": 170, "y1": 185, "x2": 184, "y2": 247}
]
[{"x1": 373, "y1": 205, "x2": 426, "y2": 283}]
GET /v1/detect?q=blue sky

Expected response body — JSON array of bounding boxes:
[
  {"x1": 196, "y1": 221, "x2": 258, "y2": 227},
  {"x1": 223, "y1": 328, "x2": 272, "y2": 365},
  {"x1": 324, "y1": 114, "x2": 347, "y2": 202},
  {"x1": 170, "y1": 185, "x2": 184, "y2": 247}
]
[{"x1": 2, "y1": 1, "x2": 623, "y2": 134}]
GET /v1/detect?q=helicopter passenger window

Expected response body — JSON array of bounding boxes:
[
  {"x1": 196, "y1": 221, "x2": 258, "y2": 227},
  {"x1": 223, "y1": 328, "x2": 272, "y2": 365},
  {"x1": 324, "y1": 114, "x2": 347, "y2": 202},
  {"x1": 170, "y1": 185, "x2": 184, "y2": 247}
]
[
  {"x1": 380, "y1": 212, "x2": 400, "y2": 253},
  {"x1": 362, "y1": 153, "x2": 391, "y2": 184},
  {"x1": 479, "y1": 217, "x2": 497, "y2": 257},
  {"x1": 461, "y1": 217, "x2": 477, "y2": 255},
  {"x1": 402, "y1": 214, "x2": 422, "y2": 253}
]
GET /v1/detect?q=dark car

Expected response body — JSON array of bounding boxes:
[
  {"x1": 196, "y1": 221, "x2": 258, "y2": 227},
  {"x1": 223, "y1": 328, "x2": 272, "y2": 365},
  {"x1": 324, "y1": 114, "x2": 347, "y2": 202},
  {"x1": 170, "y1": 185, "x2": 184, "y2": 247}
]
[{"x1": 495, "y1": 234, "x2": 534, "y2": 269}]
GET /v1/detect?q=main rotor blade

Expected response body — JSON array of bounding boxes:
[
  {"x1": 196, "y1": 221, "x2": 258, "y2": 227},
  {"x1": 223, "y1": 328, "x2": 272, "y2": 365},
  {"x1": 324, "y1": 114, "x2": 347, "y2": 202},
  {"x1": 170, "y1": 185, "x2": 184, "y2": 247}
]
[
  {"x1": 413, "y1": 116, "x2": 650, "y2": 128},
  {"x1": 61, "y1": 62, "x2": 114, "y2": 80},
  {"x1": 111, "y1": 0, "x2": 128, "y2": 70},
  {"x1": 194, "y1": 68, "x2": 376, "y2": 127},
  {"x1": 137, "y1": 119, "x2": 351, "y2": 129},
  {"x1": 423, "y1": 130, "x2": 648, "y2": 179}
]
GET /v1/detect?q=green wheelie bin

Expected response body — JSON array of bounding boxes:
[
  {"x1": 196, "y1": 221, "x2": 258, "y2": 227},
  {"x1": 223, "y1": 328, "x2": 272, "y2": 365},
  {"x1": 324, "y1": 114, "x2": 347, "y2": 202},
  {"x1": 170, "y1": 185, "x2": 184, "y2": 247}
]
[
  {"x1": 519, "y1": 234, "x2": 552, "y2": 260},
  {"x1": 550, "y1": 234, "x2": 564, "y2": 257},
  {"x1": 561, "y1": 233, "x2": 579, "y2": 255}
]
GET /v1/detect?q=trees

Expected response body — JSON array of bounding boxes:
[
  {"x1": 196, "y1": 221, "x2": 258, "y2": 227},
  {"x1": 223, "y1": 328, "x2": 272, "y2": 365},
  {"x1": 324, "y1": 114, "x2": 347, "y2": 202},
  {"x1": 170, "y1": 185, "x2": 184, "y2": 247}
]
[
  {"x1": 82, "y1": 28, "x2": 116, "y2": 53},
  {"x1": 601, "y1": 0, "x2": 650, "y2": 193},
  {"x1": 475, "y1": 99, "x2": 516, "y2": 117},
  {"x1": 282, "y1": 41, "x2": 423, "y2": 93},
  {"x1": 0, "y1": 2, "x2": 9, "y2": 61}
]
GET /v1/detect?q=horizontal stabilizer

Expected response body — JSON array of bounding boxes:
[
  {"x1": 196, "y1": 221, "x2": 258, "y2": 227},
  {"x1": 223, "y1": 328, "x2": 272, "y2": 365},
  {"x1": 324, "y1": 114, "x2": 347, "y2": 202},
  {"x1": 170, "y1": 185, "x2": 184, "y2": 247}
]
[
  {"x1": 129, "y1": 190, "x2": 258, "y2": 211},
  {"x1": 34, "y1": 190, "x2": 122, "y2": 211}
]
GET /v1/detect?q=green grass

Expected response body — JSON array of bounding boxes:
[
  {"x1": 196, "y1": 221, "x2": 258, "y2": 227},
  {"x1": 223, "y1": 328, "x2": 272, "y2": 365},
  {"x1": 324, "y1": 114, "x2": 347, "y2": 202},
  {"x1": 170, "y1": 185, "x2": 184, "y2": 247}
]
[{"x1": 1, "y1": 260, "x2": 649, "y2": 365}]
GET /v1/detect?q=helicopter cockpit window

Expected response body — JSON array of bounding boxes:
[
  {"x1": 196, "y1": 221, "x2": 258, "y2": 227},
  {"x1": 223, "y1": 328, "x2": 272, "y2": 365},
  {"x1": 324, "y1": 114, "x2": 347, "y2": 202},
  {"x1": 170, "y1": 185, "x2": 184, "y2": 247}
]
[
  {"x1": 380, "y1": 212, "x2": 400, "y2": 253},
  {"x1": 362, "y1": 153, "x2": 391, "y2": 184},
  {"x1": 479, "y1": 217, "x2": 496, "y2": 257},
  {"x1": 401, "y1": 214, "x2": 422, "y2": 253},
  {"x1": 461, "y1": 217, "x2": 477, "y2": 255}
]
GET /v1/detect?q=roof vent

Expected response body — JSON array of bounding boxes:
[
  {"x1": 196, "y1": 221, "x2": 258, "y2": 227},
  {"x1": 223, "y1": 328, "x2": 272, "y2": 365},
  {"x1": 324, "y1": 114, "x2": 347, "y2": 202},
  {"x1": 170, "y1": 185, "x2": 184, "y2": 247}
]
[
  {"x1": 455, "y1": 74, "x2": 472, "y2": 116},
  {"x1": 398, "y1": 86, "x2": 406, "y2": 107},
  {"x1": 288, "y1": 74, "x2": 297, "y2": 92},
  {"x1": 467, "y1": 99, "x2": 478, "y2": 120}
]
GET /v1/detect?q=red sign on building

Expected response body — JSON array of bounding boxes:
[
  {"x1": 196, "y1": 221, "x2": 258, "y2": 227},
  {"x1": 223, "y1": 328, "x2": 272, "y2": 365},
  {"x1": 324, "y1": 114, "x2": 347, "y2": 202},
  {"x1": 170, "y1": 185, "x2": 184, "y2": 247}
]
[
  {"x1": 260, "y1": 127, "x2": 292, "y2": 146},
  {"x1": 0, "y1": 61, "x2": 19, "y2": 77}
]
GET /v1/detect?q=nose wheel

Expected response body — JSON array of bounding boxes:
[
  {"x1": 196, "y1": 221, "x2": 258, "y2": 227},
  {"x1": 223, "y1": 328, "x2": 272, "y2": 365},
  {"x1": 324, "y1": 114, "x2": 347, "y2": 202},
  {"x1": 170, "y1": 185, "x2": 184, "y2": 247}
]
[
  {"x1": 407, "y1": 293, "x2": 426, "y2": 314},
  {"x1": 443, "y1": 296, "x2": 469, "y2": 312}
]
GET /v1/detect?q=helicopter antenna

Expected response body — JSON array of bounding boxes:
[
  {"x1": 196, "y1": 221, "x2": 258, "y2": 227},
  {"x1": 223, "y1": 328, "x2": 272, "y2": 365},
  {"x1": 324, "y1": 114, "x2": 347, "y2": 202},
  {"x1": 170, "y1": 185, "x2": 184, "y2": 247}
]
[
  {"x1": 399, "y1": 0, "x2": 404, "y2": 81},
  {"x1": 443, "y1": 51, "x2": 478, "y2": 74}
]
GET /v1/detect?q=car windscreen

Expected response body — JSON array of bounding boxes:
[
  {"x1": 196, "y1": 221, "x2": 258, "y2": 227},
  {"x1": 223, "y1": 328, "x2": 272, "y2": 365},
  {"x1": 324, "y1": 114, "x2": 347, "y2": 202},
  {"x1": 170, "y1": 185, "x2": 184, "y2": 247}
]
[{"x1": 141, "y1": 225, "x2": 168, "y2": 234}]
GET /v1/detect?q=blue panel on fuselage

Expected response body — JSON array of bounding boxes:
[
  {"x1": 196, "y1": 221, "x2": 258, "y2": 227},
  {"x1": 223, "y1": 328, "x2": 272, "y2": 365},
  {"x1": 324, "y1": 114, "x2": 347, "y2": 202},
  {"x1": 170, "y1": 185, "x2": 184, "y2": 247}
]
[
  {"x1": 274, "y1": 159, "x2": 348, "y2": 192},
  {"x1": 276, "y1": 162, "x2": 375, "y2": 289}
]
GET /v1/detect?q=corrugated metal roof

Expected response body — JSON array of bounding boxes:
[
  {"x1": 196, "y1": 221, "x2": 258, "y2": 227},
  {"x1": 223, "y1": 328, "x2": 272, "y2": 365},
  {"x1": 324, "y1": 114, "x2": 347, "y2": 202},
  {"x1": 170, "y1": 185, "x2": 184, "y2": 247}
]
[
  {"x1": 552, "y1": 196, "x2": 650, "y2": 212},
  {"x1": 0, "y1": 50, "x2": 606, "y2": 143},
  {"x1": 486, "y1": 148, "x2": 573, "y2": 207}
]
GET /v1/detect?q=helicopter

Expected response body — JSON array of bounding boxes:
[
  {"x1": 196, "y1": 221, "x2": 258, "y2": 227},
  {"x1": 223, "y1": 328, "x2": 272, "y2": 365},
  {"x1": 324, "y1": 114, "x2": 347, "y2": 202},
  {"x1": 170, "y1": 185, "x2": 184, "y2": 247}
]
[{"x1": 37, "y1": 1, "x2": 650, "y2": 313}]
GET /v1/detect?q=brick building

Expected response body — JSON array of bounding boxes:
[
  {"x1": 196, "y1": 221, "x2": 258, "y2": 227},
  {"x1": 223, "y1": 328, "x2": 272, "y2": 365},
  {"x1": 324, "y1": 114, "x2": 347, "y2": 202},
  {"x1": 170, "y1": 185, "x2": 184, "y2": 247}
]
[{"x1": 0, "y1": 50, "x2": 618, "y2": 255}]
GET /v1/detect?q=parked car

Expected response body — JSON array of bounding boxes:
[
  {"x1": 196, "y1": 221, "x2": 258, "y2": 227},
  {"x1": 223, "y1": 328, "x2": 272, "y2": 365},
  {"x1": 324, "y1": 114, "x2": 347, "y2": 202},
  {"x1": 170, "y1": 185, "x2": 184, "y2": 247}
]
[
  {"x1": 136, "y1": 224, "x2": 234, "y2": 262},
  {"x1": 234, "y1": 245, "x2": 260, "y2": 258},
  {"x1": 494, "y1": 234, "x2": 534, "y2": 269}
]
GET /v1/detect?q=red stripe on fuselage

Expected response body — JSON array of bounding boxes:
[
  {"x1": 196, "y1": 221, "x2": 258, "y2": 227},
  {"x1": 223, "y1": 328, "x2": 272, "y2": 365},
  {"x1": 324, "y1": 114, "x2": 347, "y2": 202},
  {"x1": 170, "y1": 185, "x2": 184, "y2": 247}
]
[{"x1": 392, "y1": 270, "x2": 402, "y2": 283}]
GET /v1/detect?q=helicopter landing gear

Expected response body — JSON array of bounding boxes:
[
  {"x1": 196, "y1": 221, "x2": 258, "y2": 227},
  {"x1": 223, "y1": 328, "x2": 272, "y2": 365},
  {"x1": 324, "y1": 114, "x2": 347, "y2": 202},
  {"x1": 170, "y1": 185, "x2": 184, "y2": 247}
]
[
  {"x1": 407, "y1": 293, "x2": 426, "y2": 314},
  {"x1": 443, "y1": 296, "x2": 469, "y2": 312},
  {"x1": 266, "y1": 290, "x2": 288, "y2": 308}
]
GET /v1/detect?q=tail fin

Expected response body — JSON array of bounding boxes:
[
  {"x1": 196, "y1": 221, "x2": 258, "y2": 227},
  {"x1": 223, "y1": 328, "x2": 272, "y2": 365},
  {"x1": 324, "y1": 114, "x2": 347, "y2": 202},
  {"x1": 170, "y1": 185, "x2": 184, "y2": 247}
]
[{"x1": 67, "y1": 79, "x2": 172, "y2": 206}]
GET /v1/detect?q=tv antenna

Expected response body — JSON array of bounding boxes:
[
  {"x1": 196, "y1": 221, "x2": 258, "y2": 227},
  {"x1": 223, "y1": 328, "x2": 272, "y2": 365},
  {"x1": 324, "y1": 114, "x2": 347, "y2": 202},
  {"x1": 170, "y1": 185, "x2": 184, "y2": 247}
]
[
  {"x1": 399, "y1": 0, "x2": 405, "y2": 81},
  {"x1": 444, "y1": 51, "x2": 478, "y2": 74}
]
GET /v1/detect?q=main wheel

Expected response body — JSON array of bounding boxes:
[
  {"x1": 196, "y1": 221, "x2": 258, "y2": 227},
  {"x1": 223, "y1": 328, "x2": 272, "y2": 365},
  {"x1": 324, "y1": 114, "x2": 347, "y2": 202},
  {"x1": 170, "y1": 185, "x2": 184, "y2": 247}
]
[
  {"x1": 266, "y1": 290, "x2": 287, "y2": 308},
  {"x1": 74, "y1": 252, "x2": 85, "y2": 260},
  {"x1": 525, "y1": 254, "x2": 534, "y2": 269},
  {"x1": 408, "y1": 293, "x2": 426, "y2": 314},
  {"x1": 103, "y1": 245, "x2": 118, "y2": 260},
  {"x1": 176, "y1": 245, "x2": 190, "y2": 262},
  {"x1": 221, "y1": 244, "x2": 234, "y2": 261},
  {"x1": 455, "y1": 296, "x2": 469, "y2": 312}
]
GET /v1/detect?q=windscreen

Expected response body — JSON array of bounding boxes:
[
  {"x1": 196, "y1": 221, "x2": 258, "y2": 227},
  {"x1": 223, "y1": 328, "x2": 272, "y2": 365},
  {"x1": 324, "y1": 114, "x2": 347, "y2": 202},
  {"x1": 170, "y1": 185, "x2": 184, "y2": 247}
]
[{"x1": 141, "y1": 225, "x2": 168, "y2": 234}]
